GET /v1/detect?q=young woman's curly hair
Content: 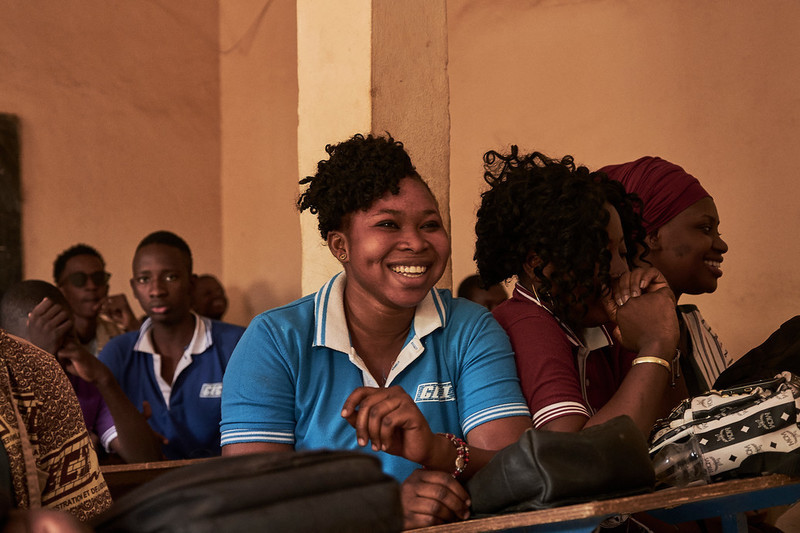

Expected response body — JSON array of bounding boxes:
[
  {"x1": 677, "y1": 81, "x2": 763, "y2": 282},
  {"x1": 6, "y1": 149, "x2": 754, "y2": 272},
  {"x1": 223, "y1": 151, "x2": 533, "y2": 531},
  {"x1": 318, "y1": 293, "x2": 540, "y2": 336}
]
[
  {"x1": 474, "y1": 147, "x2": 646, "y2": 330},
  {"x1": 297, "y1": 133, "x2": 426, "y2": 240}
]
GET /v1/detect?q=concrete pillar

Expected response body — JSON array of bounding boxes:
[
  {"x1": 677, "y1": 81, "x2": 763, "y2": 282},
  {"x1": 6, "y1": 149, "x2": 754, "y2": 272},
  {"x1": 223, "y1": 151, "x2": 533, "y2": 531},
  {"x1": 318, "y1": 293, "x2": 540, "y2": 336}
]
[
  {"x1": 297, "y1": 0, "x2": 373, "y2": 295},
  {"x1": 298, "y1": 0, "x2": 451, "y2": 295}
]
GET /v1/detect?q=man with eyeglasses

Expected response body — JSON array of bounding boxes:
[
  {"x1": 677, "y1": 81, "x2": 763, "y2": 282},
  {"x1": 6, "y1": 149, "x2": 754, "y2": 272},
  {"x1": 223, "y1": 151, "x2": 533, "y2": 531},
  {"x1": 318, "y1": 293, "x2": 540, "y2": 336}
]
[{"x1": 53, "y1": 244, "x2": 139, "y2": 355}]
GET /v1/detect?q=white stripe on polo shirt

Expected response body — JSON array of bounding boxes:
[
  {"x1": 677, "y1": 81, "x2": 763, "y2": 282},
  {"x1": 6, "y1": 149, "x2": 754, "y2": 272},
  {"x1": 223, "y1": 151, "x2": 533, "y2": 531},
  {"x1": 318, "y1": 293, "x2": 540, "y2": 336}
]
[
  {"x1": 532, "y1": 401, "x2": 591, "y2": 428},
  {"x1": 220, "y1": 430, "x2": 295, "y2": 446},
  {"x1": 463, "y1": 403, "x2": 533, "y2": 434}
]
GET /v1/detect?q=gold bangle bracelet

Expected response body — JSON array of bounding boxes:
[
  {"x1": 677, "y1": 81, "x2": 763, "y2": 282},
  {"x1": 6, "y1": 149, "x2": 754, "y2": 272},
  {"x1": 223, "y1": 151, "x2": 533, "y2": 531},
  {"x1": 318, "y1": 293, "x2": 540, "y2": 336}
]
[{"x1": 631, "y1": 356, "x2": 671, "y2": 372}]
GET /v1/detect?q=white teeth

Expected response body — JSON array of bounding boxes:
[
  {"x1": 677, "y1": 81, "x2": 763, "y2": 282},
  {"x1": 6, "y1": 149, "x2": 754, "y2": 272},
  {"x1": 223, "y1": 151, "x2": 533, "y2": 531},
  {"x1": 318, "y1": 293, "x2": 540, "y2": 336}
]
[
  {"x1": 391, "y1": 265, "x2": 427, "y2": 276},
  {"x1": 705, "y1": 260, "x2": 721, "y2": 269}
]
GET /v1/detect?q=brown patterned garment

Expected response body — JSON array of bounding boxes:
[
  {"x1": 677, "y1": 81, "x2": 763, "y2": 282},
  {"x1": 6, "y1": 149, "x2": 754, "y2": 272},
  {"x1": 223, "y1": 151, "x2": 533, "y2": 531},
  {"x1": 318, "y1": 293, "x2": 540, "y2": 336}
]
[{"x1": 0, "y1": 330, "x2": 112, "y2": 521}]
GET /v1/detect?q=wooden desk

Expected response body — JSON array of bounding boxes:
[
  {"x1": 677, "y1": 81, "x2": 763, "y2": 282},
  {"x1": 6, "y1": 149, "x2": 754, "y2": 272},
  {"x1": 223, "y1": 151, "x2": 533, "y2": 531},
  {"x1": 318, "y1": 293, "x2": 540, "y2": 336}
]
[
  {"x1": 411, "y1": 475, "x2": 800, "y2": 533},
  {"x1": 101, "y1": 457, "x2": 212, "y2": 499}
]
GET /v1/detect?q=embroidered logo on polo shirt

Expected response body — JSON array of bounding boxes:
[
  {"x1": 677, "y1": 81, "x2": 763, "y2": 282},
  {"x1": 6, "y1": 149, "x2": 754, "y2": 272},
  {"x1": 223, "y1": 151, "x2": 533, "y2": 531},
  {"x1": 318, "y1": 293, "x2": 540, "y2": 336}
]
[
  {"x1": 414, "y1": 382, "x2": 455, "y2": 402},
  {"x1": 199, "y1": 382, "x2": 223, "y2": 398}
]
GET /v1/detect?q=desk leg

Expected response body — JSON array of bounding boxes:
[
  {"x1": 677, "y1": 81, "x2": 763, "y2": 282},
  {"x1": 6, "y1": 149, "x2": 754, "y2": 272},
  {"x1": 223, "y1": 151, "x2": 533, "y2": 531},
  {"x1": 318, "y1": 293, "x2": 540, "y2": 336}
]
[{"x1": 720, "y1": 512, "x2": 747, "y2": 533}]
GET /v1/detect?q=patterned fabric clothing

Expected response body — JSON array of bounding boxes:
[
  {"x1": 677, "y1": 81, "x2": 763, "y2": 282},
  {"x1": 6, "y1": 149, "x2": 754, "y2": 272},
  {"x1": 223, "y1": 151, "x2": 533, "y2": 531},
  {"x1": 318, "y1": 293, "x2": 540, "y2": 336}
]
[
  {"x1": 678, "y1": 304, "x2": 731, "y2": 395},
  {"x1": 0, "y1": 330, "x2": 111, "y2": 520}
]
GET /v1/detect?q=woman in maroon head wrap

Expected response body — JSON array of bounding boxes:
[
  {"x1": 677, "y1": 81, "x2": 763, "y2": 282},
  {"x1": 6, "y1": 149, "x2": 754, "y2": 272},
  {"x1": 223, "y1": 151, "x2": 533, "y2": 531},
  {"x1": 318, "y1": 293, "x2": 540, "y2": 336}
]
[{"x1": 601, "y1": 157, "x2": 730, "y2": 395}]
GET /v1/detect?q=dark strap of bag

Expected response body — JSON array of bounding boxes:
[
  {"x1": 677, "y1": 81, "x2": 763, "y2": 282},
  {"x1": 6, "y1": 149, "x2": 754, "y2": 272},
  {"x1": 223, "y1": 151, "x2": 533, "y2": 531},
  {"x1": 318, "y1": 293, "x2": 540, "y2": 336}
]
[
  {"x1": 92, "y1": 450, "x2": 403, "y2": 533},
  {"x1": 467, "y1": 415, "x2": 655, "y2": 515}
]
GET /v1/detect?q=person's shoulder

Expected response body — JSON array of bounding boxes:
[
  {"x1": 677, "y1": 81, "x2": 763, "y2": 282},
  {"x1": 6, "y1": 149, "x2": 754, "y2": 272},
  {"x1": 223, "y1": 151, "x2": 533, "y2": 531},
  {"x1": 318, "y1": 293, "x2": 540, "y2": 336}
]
[
  {"x1": 0, "y1": 330, "x2": 55, "y2": 368},
  {"x1": 248, "y1": 293, "x2": 317, "y2": 330},
  {"x1": 434, "y1": 289, "x2": 510, "y2": 344},
  {"x1": 437, "y1": 289, "x2": 487, "y2": 318},
  {"x1": 493, "y1": 291, "x2": 555, "y2": 326}
]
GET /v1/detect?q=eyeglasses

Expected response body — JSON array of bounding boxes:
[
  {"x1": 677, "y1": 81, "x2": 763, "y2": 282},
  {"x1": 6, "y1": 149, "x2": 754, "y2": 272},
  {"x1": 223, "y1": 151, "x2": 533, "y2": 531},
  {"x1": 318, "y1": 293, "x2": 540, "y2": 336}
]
[{"x1": 61, "y1": 271, "x2": 111, "y2": 288}]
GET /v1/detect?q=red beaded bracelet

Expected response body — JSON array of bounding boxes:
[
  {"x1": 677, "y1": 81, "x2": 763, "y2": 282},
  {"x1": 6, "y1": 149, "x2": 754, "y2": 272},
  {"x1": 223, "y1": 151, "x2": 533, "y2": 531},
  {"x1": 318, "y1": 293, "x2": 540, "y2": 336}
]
[{"x1": 439, "y1": 433, "x2": 470, "y2": 479}]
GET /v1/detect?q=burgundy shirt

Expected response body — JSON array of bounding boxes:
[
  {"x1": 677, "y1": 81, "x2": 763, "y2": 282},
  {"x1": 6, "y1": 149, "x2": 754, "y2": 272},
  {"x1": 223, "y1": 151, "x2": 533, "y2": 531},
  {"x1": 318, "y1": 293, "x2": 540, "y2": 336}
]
[{"x1": 493, "y1": 284, "x2": 634, "y2": 428}]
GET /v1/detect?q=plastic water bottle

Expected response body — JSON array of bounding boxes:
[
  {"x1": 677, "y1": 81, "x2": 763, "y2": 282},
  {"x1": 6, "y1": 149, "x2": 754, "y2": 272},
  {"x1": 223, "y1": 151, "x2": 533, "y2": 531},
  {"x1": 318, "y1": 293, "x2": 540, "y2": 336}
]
[{"x1": 651, "y1": 435, "x2": 710, "y2": 487}]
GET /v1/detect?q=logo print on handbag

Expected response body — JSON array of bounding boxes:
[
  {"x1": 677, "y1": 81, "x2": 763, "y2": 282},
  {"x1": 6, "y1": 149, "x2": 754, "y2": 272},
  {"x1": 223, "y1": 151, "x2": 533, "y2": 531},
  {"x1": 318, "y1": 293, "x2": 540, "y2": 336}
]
[
  {"x1": 745, "y1": 443, "x2": 763, "y2": 455},
  {"x1": 715, "y1": 427, "x2": 735, "y2": 443},
  {"x1": 756, "y1": 412, "x2": 776, "y2": 430},
  {"x1": 782, "y1": 429, "x2": 800, "y2": 446}
]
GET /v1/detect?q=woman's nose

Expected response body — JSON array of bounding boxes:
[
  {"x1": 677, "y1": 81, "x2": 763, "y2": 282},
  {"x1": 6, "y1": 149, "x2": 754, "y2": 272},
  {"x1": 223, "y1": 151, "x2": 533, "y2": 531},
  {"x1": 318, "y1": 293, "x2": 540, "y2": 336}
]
[
  {"x1": 714, "y1": 234, "x2": 729, "y2": 254},
  {"x1": 400, "y1": 229, "x2": 428, "y2": 251}
]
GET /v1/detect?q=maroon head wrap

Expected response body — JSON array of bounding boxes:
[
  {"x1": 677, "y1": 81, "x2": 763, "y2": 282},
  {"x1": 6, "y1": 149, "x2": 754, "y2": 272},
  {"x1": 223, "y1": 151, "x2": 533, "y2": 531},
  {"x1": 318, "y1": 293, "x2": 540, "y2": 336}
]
[{"x1": 600, "y1": 156, "x2": 709, "y2": 233}]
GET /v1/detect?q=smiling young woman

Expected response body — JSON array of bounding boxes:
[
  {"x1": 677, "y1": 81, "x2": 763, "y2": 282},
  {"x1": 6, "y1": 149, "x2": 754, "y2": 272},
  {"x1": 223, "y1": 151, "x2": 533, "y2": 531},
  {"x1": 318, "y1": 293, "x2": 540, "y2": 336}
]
[
  {"x1": 220, "y1": 133, "x2": 532, "y2": 529},
  {"x1": 602, "y1": 157, "x2": 731, "y2": 395}
]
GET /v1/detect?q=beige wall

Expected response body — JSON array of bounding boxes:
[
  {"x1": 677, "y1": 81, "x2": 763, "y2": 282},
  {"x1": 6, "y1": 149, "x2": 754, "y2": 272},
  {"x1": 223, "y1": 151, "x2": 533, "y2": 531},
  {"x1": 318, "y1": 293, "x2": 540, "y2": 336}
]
[
  {"x1": 0, "y1": 1, "x2": 222, "y2": 314},
  {"x1": 447, "y1": 0, "x2": 800, "y2": 360},
  {"x1": 220, "y1": 0, "x2": 300, "y2": 325}
]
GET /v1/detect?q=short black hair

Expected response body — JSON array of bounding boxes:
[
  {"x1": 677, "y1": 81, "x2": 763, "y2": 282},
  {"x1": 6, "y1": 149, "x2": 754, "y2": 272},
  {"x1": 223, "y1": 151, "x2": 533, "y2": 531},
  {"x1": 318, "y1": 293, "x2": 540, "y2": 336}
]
[
  {"x1": 135, "y1": 231, "x2": 193, "y2": 273},
  {"x1": 474, "y1": 147, "x2": 646, "y2": 331},
  {"x1": 0, "y1": 280, "x2": 70, "y2": 339},
  {"x1": 297, "y1": 133, "x2": 428, "y2": 240},
  {"x1": 53, "y1": 244, "x2": 104, "y2": 284}
]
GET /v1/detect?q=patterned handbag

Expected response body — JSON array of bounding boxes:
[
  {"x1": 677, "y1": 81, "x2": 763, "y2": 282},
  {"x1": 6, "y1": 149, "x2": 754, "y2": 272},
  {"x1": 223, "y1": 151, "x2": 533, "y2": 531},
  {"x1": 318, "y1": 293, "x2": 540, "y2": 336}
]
[{"x1": 649, "y1": 372, "x2": 800, "y2": 484}]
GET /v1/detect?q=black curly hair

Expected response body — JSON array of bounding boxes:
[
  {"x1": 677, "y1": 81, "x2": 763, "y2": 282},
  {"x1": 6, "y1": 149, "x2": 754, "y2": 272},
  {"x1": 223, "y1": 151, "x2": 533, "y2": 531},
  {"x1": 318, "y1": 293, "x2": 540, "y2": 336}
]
[
  {"x1": 474, "y1": 147, "x2": 647, "y2": 331},
  {"x1": 297, "y1": 133, "x2": 428, "y2": 240},
  {"x1": 53, "y1": 244, "x2": 105, "y2": 284}
]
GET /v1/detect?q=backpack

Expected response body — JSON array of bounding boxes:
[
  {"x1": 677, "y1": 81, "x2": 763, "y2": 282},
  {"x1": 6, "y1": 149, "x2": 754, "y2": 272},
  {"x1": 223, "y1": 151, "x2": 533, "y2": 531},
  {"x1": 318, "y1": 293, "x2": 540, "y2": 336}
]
[{"x1": 92, "y1": 450, "x2": 403, "y2": 533}]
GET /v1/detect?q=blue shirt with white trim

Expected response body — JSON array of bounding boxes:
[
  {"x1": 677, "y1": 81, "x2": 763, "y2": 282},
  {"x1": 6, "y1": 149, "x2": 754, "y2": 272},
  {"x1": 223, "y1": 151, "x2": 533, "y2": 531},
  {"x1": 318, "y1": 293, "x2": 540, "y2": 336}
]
[
  {"x1": 99, "y1": 314, "x2": 245, "y2": 459},
  {"x1": 221, "y1": 273, "x2": 530, "y2": 481}
]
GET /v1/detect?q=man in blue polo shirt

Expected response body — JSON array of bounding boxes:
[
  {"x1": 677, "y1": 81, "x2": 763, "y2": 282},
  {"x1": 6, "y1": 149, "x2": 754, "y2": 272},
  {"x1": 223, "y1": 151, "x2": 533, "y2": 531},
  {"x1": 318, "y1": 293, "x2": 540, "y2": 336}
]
[{"x1": 100, "y1": 231, "x2": 245, "y2": 459}]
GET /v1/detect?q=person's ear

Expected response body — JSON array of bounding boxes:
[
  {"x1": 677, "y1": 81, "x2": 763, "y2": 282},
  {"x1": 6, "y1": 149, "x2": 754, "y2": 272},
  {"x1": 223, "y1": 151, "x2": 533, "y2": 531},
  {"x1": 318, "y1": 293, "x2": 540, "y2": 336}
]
[
  {"x1": 327, "y1": 232, "x2": 349, "y2": 264},
  {"x1": 521, "y1": 252, "x2": 542, "y2": 281},
  {"x1": 646, "y1": 231, "x2": 662, "y2": 251}
]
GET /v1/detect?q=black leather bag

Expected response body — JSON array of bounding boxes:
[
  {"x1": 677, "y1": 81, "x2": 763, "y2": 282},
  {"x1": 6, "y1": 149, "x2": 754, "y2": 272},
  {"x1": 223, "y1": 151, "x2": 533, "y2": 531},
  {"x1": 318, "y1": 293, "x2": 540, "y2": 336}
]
[
  {"x1": 467, "y1": 415, "x2": 655, "y2": 515},
  {"x1": 714, "y1": 315, "x2": 800, "y2": 389},
  {"x1": 92, "y1": 450, "x2": 403, "y2": 533}
]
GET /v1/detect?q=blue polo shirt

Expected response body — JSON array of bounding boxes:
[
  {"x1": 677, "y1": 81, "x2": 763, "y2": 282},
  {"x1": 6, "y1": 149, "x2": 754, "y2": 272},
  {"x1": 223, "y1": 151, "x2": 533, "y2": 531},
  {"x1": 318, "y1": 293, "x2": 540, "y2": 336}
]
[
  {"x1": 99, "y1": 314, "x2": 245, "y2": 459},
  {"x1": 221, "y1": 273, "x2": 530, "y2": 481}
]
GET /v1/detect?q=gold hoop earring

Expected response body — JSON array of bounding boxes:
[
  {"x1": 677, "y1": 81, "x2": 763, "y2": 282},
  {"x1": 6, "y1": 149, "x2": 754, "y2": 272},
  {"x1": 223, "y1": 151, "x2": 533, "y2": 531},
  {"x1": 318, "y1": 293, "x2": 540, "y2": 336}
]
[{"x1": 339, "y1": 253, "x2": 347, "y2": 261}]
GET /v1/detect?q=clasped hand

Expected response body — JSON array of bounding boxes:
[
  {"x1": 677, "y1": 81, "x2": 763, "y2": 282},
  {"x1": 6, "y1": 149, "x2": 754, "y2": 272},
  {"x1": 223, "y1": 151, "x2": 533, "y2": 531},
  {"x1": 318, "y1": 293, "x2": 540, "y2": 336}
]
[{"x1": 603, "y1": 267, "x2": 680, "y2": 354}]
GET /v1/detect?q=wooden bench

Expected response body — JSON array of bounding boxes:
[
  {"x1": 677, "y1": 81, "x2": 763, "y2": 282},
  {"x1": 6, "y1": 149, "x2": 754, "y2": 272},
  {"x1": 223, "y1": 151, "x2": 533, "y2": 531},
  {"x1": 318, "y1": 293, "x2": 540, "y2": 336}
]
[
  {"x1": 101, "y1": 457, "x2": 212, "y2": 499},
  {"x1": 411, "y1": 475, "x2": 800, "y2": 533}
]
